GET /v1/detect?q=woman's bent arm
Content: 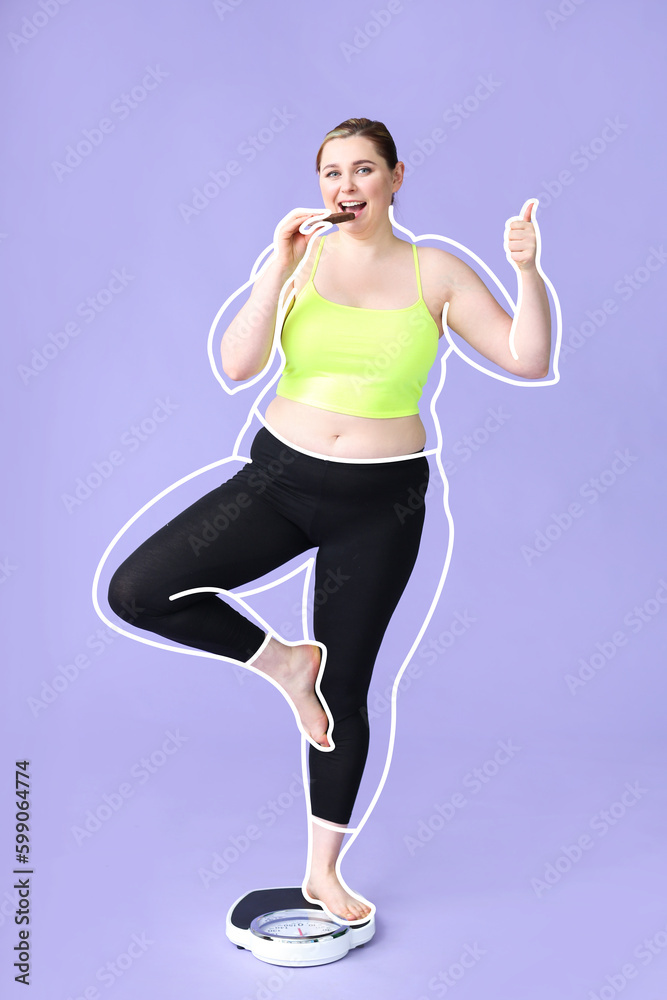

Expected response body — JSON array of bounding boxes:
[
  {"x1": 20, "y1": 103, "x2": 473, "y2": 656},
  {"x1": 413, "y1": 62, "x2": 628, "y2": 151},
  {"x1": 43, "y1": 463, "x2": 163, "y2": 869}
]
[
  {"x1": 220, "y1": 207, "x2": 329, "y2": 381},
  {"x1": 444, "y1": 201, "x2": 552, "y2": 379},
  {"x1": 220, "y1": 256, "x2": 295, "y2": 381}
]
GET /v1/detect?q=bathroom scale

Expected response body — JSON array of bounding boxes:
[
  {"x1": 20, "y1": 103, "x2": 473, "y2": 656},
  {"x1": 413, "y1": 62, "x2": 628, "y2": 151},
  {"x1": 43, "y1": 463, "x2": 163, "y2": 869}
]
[{"x1": 225, "y1": 886, "x2": 375, "y2": 967}]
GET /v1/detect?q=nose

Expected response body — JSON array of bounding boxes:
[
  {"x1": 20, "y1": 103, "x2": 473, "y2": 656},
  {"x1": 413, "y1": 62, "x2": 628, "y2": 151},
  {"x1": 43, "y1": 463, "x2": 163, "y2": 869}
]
[{"x1": 340, "y1": 172, "x2": 358, "y2": 191}]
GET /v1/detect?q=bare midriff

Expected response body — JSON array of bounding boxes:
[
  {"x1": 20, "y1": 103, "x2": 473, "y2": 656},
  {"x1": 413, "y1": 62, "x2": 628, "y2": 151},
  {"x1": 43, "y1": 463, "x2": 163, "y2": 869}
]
[{"x1": 263, "y1": 395, "x2": 427, "y2": 459}]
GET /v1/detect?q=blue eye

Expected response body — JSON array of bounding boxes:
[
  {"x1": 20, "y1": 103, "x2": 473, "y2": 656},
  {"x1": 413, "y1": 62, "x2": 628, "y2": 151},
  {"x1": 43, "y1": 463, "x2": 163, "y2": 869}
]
[{"x1": 325, "y1": 167, "x2": 371, "y2": 178}]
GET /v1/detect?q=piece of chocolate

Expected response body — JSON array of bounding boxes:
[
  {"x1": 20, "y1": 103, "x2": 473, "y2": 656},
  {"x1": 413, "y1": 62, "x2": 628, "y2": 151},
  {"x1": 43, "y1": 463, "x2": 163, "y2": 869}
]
[{"x1": 321, "y1": 211, "x2": 356, "y2": 223}]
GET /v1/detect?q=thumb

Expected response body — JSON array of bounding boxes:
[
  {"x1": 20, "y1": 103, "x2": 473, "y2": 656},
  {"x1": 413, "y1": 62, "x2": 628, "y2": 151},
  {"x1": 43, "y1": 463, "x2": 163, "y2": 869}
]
[{"x1": 521, "y1": 198, "x2": 538, "y2": 222}]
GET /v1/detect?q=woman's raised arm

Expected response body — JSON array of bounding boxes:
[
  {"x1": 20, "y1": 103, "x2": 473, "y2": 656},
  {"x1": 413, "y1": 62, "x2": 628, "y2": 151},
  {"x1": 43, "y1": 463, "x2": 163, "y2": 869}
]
[
  {"x1": 443, "y1": 200, "x2": 552, "y2": 380},
  {"x1": 220, "y1": 208, "x2": 330, "y2": 381}
]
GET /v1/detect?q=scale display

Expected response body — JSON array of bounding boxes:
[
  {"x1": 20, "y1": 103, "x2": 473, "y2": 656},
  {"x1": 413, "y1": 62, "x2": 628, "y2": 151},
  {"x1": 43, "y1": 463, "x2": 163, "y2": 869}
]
[{"x1": 226, "y1": 887, "x2": 375, "y2": 967}]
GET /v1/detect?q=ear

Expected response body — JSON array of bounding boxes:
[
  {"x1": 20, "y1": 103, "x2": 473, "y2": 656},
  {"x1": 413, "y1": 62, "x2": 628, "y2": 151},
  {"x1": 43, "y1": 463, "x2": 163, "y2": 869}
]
[{"x1": 392, "y1": 160, "x2": 405, "y2": 199}]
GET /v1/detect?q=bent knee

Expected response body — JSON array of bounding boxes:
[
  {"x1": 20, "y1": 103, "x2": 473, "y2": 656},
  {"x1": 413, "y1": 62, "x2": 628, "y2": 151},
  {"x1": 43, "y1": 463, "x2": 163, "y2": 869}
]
[{"x1": 107, "y1": 565, "x2": 156, "y2": 625}]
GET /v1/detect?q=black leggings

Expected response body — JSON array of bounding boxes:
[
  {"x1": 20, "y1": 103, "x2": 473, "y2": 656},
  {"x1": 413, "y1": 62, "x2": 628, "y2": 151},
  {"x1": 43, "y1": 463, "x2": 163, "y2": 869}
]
[{"x1": 107, "y1": 424, "x2": 429, "y2": 824}]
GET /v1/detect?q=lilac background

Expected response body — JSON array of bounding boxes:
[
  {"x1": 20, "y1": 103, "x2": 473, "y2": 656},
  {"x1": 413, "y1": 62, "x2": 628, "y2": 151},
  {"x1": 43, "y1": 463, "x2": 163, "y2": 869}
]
[{"x1": 2, "y1": 0, "x2": 667, "y2": 997}]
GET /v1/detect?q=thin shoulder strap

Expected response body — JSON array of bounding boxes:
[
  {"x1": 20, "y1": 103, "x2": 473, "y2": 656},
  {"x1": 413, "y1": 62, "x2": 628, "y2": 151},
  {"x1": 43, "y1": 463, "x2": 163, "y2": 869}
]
[
  {"x1": 411, "y1": 242, "x2": 423, "y2": 299},
  {"x1": 308, "y1": 235, "x2": 326, "y2": 283}
]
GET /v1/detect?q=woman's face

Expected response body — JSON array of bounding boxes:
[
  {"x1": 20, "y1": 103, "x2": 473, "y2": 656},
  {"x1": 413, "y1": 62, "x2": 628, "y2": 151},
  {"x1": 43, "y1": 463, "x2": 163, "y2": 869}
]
[{"x1": 318, "y1": 135, "x2": 402, "y2": 230}]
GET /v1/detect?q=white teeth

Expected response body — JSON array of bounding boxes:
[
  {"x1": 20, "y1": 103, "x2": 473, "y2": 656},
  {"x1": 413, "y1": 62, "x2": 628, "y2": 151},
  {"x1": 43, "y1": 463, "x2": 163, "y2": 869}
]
[{"x1": 341, "y1": 201, "x2": 365, "y2": 207}]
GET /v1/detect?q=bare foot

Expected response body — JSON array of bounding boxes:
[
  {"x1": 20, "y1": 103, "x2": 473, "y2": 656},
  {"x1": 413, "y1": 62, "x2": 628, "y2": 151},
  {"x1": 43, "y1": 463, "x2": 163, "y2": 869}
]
[
  {"x1": 306, "y1": 870, "x2": 373, "y2": 922},
  {"x1": 252, "y1": 639, "x2": 331, "y2": 749}
]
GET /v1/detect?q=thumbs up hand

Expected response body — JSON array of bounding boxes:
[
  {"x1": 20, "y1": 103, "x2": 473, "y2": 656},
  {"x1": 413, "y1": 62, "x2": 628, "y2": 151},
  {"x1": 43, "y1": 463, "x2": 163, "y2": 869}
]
[{"x1": 504, "y1": 199, "x2": 539, "y2": 271}]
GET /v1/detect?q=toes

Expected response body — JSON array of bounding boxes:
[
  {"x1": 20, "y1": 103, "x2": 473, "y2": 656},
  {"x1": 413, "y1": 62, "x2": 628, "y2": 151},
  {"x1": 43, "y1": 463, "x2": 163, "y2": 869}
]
[
  {"x1": 307, "y1": 880, "x2": 371, "y2": 923},
  {"x1": 311, "y1": 721, "x2": 330, "y2": 747}
]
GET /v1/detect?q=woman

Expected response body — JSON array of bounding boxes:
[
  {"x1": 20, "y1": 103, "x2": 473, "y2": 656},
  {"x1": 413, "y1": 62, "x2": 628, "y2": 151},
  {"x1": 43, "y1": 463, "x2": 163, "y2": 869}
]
[{"x1": 108, "y1": 118, "x2": 552, "y2": 924}]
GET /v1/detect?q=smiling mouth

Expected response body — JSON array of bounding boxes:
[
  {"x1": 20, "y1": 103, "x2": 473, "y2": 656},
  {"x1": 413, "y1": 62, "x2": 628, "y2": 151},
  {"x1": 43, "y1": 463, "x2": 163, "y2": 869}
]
[{"x1": 338, "y1": 201, "x2": 366, "y2": 217}]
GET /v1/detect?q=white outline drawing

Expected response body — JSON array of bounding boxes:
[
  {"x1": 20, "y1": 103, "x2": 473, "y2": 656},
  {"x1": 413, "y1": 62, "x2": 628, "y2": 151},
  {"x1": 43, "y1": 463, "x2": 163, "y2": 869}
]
[{"x1": 92, "y1": 201, "x2": 561, "y2": 927}]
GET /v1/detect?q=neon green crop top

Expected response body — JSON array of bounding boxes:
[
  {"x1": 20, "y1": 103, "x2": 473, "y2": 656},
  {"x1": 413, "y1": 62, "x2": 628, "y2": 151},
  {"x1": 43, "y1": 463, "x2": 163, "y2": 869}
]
[{"x1": 275, "y1": 235, "x2": 440, "y2": 419}]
